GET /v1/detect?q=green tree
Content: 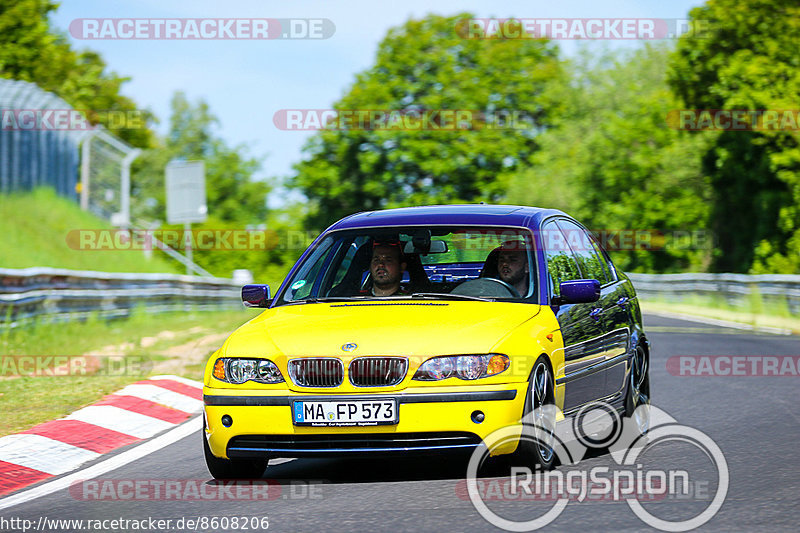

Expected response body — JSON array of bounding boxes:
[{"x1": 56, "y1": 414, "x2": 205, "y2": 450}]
[
  {"x1": 669, "y1": 0, "x2": 800, "y2": 273},
  {"x1": 508, "y1": 45, "x2": 712, "y2": 273},
  {"x1": 0, "y1": 0, "x2": 153, "y2": 147},
  {"x1": 292, "y1": 13, "x2": 564, "y2": 229}
]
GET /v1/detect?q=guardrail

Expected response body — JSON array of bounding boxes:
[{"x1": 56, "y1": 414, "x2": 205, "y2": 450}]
[
  {"x1": 0, "y1": 267, "x2": 242, "y2": 327},
  {"x1": 2, "y1": 268, "x2": 798, "y2": 327},
  {"x1": 627, "y1": 272, "x2": 800, "y2": 314}
]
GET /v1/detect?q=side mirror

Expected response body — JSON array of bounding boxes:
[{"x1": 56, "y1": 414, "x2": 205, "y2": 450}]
[
  {"x1": 242, "y1": 284, "x2": 271, "y2": 308},
  {"x1": 556, "y1": 279, "x2": 600, "y2": 304}
]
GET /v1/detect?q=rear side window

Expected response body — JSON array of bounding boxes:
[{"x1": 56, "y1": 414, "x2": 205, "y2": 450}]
[{"x1": 541, "y1": 220, "x2": 581, "y2": 297}]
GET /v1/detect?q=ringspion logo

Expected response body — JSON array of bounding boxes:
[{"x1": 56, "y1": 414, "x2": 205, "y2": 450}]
[{"x1": 465, "y1": 403, "x2": 728, "y2": 531}]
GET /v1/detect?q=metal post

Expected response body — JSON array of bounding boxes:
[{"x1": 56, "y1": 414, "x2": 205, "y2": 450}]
[
  {"x1": 119, "y1": 148, "x2": 141, "y2": 228},
  {"x1": 80, "y1": 133, "x2": 93, "y2": 210},
  {"x1": 184, "y1": 222, "x2": 193, "y2": 275}
]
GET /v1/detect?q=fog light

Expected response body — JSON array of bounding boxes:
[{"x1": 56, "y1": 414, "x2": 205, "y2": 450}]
[
  {"x1": 471, "y1": 410, "x2": 485, "y2": 424},
  {"x1": 221, "y1": 415, "x2": 233, "y2": 427}
]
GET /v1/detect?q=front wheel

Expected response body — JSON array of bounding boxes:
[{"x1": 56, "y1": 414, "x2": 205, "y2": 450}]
[
  {"x1": 515, "y1": 355, "x2": 557, "y2": 470},
  {"x1": 203, "y1": 421, "x2": 268, "y2": 479}
]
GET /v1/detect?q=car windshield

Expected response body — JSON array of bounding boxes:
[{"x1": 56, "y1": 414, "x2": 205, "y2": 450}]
[{"x1": 276, "y1": 226, "x2": 536, "y2": 304}]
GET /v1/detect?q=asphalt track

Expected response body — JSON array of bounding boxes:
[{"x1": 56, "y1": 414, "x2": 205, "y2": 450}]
[{"x1": 4, "y1": 314, "x2": 800, "y2": 532}]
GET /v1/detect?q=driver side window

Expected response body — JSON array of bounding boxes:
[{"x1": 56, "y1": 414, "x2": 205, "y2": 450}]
[
  {"x1": 542, "y1": 220, "x2": 581, "y2": 298},
  {"x1": 556, "y1": 219, "x2": 610, "y2": 285}
]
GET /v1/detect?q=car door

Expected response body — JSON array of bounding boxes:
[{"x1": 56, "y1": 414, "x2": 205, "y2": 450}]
[
  {"x1": 542, "y1": 219, "x2": 606, "y2": 412},
  {"x1": 557, "y1": 219, "x2": 630, "y2": 401},
  {"x1": 589, "y1": 236, "x2": 632, "y2": 399}
]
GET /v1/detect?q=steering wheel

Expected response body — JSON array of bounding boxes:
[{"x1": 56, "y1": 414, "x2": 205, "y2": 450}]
[{"x1": 450, "y1": 277, "x2": 521, "y2": 298}]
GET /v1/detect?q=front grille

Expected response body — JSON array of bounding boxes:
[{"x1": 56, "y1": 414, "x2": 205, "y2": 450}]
[
  {"x1": 227, "y1": 432, "x2": 482, "y2": 458},
  {"x1": 288, "y1": 358, "x2": 344, "y2": 387},
  {"x1": 349, "y1": 357, "x2": 408, "y2": 387}
]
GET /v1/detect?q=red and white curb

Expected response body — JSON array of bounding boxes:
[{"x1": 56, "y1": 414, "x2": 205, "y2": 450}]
[{"x1": 0, "y1": 375, "x2": 203, "y2": 497}]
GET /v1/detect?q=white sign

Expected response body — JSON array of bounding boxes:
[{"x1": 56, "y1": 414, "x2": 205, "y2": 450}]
[{"x1": 166, "y1": 160, "x2": 207, "y2": 224}]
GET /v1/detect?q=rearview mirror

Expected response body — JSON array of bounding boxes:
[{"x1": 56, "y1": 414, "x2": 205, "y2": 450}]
[
  {"x1": 403, "y1": 240, "x2": 448, "y2": 254},
  {"x1": 557, "y1": 279, "x2": 600, "y2": 304},
  {"x1": 242, "y1": 284, "x2": 271, "y2": 308}
]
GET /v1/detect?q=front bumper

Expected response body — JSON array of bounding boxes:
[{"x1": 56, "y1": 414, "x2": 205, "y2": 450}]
[{"x1": 203, "y1": 383, "x2": 529, "y2": 459}]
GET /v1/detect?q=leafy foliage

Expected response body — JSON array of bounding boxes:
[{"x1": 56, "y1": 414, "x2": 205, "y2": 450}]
[
  {"x1": 292, "y1": 13, "x2": 564, "y2": 230},
  {"x1": 0, "y1": 0, "x2": 154, "y2": 147},
  {"x1": 508, "y1": 45, "x2": 713, "y2": 272},
  {"x1": 669, "y1": 0, "x2": 800, "y2": 273}
]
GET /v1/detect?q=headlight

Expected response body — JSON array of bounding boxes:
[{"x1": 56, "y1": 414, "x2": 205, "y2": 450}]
[
  {"x1": 213, "y1": 358, "x2": 284, "y2": 384},
  {"x1": 412, "y1": 354, "x2": 509, "y2": 381}
]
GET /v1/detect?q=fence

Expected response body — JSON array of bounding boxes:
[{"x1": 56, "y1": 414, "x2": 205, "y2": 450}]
[
  {"x1": 0, "y1": 78, "x2": 140, "y2": 227},
  {"x1": 0, "y1": 267, "x2": 243, "y2": 327},
  {"x1": 80, "y1": 129, "x2": 140, "y2": 226},
  {"x1": 0, "y1": 79, "x2": 81, "y2": 199},
  {"x1": 627, "y1": 272, "x2": 800, "y2": 314}
]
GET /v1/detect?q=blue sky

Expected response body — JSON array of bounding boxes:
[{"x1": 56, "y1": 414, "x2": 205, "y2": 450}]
[{"x1": 50, "y1": 0, "x2": 705, "y2": 205}]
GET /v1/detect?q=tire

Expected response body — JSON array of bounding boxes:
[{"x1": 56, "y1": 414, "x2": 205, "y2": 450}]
[
  {"x1": 624, "y1": 345, "x2": 651, "y2": 436},
  {"x1": 202, "y1": 421, "x2": 268, "y2": 480},
  {"x1": 515, "y1": 355, "x2": 557, "y2": 470}
]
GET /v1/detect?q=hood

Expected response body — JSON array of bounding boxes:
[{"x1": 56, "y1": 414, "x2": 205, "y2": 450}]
[{"x1": 224, "y1": 300, "x2": 541, "y2": 357}]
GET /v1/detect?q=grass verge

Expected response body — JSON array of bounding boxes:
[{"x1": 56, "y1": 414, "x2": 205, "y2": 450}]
[
  {"x1": 0, "y1": 307, "x2": 261, "y2": 436},
  {"x1": 0, "y1": 188, "x2": 180, "y2": 273},
  {"x1": 640, "y1": 298, "x2": 800, "y2": 335}
]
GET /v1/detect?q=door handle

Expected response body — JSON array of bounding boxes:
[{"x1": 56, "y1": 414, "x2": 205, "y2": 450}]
[
  {"x1": 617, "y1": 296, "x2": 629, "y2": 309},
  {"x1": 589, "y1": 307, "x2": 603, "y2": 320}
]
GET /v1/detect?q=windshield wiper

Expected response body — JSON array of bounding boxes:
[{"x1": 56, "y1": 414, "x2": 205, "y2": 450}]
[
  {"x1": 286, "y1": 296, "x2": 371, "y2": 305},
  {"x1": 409, "y1": 292, "x2": 492, "y2": 302}
]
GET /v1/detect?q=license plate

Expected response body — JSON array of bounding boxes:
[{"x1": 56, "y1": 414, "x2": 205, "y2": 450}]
[{"x1": 292, "y1": 399, "x2": 398, "y2": 426}]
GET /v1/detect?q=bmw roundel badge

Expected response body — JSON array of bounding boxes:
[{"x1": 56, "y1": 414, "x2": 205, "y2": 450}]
[{"x1": 341, "y1": 342, "x2": 358, "y2": 352}]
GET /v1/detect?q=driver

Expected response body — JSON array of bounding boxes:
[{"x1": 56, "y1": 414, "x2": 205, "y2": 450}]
[
  {"x1": 369, "y1": 242, "x2": 408, "y2": 296},
  {"x1": 497, "y1": 240, "x2": 530, "y2": 297}
]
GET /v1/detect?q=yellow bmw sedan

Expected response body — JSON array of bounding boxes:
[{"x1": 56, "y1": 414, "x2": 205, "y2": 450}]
[{"x1": 202, "y1": 205, "x2": 650, "y2": 478}]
